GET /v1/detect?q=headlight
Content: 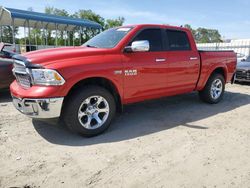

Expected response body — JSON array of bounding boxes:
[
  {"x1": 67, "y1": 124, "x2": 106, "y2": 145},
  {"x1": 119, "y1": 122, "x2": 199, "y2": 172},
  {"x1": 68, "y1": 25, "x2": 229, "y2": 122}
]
[{"x1": 31, "y1": 69, "x2": 65, "y2": 86}]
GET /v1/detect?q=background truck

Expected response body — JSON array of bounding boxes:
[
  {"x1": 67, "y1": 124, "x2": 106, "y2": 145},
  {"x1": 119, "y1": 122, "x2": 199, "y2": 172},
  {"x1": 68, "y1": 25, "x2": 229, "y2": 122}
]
[{"x1": 10, "y1": 24, "x2": 237, "y2": 137}]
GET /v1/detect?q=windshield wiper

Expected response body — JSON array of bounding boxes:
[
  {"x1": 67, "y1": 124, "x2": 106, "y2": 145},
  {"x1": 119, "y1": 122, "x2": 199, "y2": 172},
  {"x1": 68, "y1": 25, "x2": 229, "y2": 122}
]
[{"x1": 86, "y1": 44, "x2": 98, "y2": 48}]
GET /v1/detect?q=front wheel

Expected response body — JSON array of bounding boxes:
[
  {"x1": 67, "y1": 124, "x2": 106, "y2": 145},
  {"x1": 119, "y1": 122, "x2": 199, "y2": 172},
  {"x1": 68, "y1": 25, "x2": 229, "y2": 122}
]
[
  {"x1": 199, "y1": 73, "x2": 225, "y2": 104},
  {"x1": 62, "y1": 86, "x2": 116, "y2": 137}
]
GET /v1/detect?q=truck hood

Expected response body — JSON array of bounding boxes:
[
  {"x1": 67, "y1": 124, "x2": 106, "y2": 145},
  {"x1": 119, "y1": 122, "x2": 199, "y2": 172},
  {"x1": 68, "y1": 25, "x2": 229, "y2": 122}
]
[
  {"x1": 237, "y1": 61, "x2": 250, "y2": 69},
  {"x1": 22, "y1": 46, "x2": 110, "y2": 66}
]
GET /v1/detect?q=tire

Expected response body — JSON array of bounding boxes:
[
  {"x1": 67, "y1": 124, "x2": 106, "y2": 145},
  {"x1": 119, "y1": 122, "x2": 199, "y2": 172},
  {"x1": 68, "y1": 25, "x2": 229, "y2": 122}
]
[
  {"x1": 199, "y1": 73, "x2": 225, "y2": 104},
  {"x1": 62, "y1": 86, "x2": 116, "y2": 137}
]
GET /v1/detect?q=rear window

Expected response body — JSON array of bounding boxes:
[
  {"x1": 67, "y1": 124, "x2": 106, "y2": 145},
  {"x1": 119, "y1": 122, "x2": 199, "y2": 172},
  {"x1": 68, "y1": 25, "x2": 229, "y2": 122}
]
[{"x1": 166, "y1": 30, "x2": 191, "y2": 51}]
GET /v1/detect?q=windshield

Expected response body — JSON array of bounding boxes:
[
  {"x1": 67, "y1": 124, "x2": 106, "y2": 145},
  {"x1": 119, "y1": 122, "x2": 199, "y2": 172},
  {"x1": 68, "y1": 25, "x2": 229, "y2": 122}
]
[{"x1": 83, "y1": 27, "x2": 133, "y2": 48}]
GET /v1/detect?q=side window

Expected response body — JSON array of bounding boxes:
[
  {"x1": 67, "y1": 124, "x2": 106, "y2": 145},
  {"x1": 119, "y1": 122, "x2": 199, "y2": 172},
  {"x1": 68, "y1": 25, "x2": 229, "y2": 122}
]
[
  {"x1": 132, "y1": 29, "x2": 163, "y2": 51},
  {"x1": 166, "y1": 30, "x2": 191, "y2": 51},
  {"x1": 0, "y1": 51, "x2": 5, "y2": 58}
]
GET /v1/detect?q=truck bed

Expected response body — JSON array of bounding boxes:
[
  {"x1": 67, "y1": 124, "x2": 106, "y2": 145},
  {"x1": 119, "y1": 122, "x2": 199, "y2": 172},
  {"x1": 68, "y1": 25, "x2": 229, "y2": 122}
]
[{"x1": 196, "y1": 50, "x2": 237, "y2": 90}]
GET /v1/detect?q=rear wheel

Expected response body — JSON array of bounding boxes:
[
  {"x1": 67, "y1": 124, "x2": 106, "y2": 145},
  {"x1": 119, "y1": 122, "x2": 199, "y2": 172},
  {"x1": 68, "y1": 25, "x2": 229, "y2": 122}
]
[
  {"x1": 62, "y1": 86, "x2": 116, "y2": 137},
  {"x1": 199, "y1": 73, "x2": 225, "y2": 104}
]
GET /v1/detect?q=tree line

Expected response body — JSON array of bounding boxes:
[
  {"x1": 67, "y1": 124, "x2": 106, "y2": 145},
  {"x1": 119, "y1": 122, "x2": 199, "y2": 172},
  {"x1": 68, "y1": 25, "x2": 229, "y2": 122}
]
[
  {"x1": 184, "y1": 24, "x2": 222, "y2": 43},
  {"x1": 42, "y1": 7, "x2": 125, "y2": 46}
]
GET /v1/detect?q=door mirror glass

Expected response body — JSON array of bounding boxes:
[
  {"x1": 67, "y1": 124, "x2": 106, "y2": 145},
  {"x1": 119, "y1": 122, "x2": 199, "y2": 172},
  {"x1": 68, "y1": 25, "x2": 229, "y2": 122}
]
[{"x1": 125, "y1": 40, "x2": 150, "y2": 52}]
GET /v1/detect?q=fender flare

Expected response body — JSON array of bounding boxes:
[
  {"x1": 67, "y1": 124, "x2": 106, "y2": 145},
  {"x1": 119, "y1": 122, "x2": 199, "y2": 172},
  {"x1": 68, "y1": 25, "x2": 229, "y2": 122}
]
[{"x1": 197, "y1": 64, "x2": 228, "y2": 91}]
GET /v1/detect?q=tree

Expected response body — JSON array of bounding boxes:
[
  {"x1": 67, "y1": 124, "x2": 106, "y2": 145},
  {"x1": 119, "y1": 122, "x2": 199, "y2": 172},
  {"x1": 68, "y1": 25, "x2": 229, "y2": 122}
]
[
  {"x1": 1, "y1": 26, "x2": 18, "y2": 44},
  {"x1": 73, "y1": 9, "x2": 125, "y2": 29},
  {"x1": 104, "y1": 17, "x2": 125, "y2": 30},
  {"x1": 184, "y1": 24, "x2": 222, "y2": 43},
  {"x1": 45, "y1": 7, "x2": 69, "y2": 17},
  {"x1": 73, "y1": 10, "x2": 105, "y2": 27},
  {"x1": 183, "y1": 24, "x2": 196, "y2": 37},
  {"x1": 72, "y1": 9, "x2": 105, "y2": 43},
  {"x1": 44, "y1": 7, "x2": 71, "y2": 45},
  {"x1": 27, "y1": 7, "x2": 33, "y2": 12},
  {"x1": 196, "y1": 28, "x2": 222, "y2": 43},
  {"x1": 72, "y1": 10, "x2": 124, "y2": 42}
]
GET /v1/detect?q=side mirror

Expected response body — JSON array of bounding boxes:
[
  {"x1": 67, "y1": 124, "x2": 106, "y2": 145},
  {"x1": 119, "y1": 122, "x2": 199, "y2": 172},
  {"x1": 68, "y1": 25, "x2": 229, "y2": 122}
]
[{"x1": 124, "y1": 40, "x2": 150, "y2": 53}]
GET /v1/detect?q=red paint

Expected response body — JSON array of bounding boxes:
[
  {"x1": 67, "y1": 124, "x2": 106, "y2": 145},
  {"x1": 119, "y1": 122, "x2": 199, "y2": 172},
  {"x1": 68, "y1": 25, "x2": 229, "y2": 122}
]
[{"x1": 10, "y1": 24, "x2": 236, "y2": 104}]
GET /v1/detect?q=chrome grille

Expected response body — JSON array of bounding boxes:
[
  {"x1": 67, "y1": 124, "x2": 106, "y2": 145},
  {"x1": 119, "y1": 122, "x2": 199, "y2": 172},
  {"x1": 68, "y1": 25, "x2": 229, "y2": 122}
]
[
  {"x1": 13, "y1": 60, "x2": 27, "y2": 74},
  {"x1": 16, "y1": 74, "x2": 31, "y2": 89},
  {"x1": 236, "y1": 69, "x2": 250, "y2": 80},
  {"x1": 13, "y1": 60, "x2": 31, "y2": 89}
]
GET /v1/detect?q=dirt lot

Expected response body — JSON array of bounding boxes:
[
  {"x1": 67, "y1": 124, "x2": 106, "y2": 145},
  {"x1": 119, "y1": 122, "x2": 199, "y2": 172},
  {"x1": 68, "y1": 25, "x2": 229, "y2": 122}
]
[{"x1": 0, "y1": 84, "x2": 250, "y2": 188}]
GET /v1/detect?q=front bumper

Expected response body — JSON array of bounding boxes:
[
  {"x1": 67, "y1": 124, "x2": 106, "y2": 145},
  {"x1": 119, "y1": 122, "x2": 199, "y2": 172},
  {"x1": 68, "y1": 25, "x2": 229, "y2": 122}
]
[
  {"x1": 235, "y1": 69, "x2": 250, "y2": 82},
  {"x1": 235, "y1": 78, "x2": 250, "y2": 82},
  {"x1": 12, "y1": 96, "x2": 64, "y2": 118}
]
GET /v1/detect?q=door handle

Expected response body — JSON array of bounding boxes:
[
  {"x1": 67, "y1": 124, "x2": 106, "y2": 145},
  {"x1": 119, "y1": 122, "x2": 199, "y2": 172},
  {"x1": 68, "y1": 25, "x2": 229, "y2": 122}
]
[
  {"x1": 190, "y1": 57, "x2": 198, "y2": 60},
  {"x1": 155, "y1": 58, "x2": 166, "y2": 62}
]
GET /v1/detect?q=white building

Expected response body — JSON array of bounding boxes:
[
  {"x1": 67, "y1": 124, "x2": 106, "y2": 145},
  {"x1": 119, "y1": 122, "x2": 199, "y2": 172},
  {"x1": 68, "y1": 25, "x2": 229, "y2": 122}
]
[{"x1": 197, "y1": 39, "x2": 250, "y2": 59}]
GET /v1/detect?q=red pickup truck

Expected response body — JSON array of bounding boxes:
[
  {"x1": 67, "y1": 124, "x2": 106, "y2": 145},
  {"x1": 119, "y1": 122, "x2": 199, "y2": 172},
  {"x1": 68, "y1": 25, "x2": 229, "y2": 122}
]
[{"x1": 10, "y1": 24, "x2": 236, "y2": 136}]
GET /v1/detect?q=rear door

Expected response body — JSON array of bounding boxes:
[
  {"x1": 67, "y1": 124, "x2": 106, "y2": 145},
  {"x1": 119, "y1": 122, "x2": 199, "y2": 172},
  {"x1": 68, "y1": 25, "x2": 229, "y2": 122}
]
[
  {"x1": 163, "y1": 29, "x2": 200, "y2": 94},
  {"x1": 122, "y1": 28, "x2": 168, "y2": 103}
]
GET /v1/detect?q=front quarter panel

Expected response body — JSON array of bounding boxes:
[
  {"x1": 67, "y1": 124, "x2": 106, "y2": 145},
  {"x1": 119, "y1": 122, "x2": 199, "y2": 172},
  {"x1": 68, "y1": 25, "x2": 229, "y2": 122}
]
[{"x1": 45, "y1": 53, "x2": 124, "y2": 99}]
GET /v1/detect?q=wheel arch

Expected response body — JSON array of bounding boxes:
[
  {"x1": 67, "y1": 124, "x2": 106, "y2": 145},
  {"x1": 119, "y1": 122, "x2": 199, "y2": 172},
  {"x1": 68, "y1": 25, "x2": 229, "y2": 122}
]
[
  {"x1": 197, "y1": 65, "x2": 228, "y2": 91},
  {"x1": 211, "y1": 67, "x2": 227, "y2": 81},
  {"x1": 64, "y1": 77, "x2": 123, "y2": 112}
]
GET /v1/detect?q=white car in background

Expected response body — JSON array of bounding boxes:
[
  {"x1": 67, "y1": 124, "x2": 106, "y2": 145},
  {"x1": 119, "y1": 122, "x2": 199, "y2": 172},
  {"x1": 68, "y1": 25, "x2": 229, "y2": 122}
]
[{"x1": 237, "y1": 53, "x2": 248, "y2": 63}]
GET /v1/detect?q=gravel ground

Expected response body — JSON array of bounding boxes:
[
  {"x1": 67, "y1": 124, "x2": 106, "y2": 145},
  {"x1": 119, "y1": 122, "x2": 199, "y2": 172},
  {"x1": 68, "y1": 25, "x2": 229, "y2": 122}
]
[{"x1": 0, "y1": 84, "x2": 250, "y2": 188}]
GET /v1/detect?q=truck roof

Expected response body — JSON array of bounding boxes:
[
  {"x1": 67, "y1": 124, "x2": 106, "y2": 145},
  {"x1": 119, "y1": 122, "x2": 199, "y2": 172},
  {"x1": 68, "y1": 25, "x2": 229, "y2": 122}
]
[{"x1": 119, "y1": 24, "x2": 190, "y2": 32}]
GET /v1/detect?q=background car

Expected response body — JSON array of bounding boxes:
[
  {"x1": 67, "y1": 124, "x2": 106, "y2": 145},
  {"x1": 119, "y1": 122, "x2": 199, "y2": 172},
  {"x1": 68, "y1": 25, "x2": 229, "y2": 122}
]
[
  {"x1": 236, "y1": 56, "x2": 250, "y2": 82},
  {"x1": 0, "y1": 43, "x2": 16, "y2": 90},
  {"x1": 236, "y1": 53, "x2": 248, "y2": 63}
]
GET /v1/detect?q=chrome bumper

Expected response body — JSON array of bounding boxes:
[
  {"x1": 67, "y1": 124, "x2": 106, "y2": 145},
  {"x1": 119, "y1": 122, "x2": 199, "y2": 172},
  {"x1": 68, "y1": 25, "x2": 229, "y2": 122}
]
[
  {"x1": 12, "y1": 96, "x2": 64, "y2": 118},
  {"x1": 235, "y1": 78, "x2": 250, "y2": 82}
]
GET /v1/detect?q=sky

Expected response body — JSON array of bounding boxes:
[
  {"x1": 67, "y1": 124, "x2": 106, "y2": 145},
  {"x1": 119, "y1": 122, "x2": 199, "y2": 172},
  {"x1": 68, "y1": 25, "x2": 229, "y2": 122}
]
[{"x1": 1, "y1": 0, "x2": 250, "y2": 39}]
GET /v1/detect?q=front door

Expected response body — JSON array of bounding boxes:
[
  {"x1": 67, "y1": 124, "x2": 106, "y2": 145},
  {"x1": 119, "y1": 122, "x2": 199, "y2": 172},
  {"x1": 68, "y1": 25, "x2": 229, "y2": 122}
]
[{"x1": 122, "y1": 28, "x2": 168, "y2": 103}]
